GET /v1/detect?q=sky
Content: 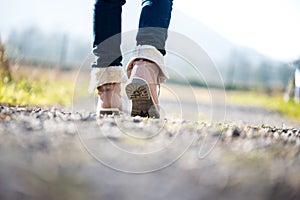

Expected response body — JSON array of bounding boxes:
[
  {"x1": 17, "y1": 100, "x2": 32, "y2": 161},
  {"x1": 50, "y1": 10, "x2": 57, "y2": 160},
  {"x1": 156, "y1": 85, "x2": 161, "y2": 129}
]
[
  {"x1": 0, "y1": 0, "x2": 299, "y2": 61},
  {"x1": 174, "y1": 0, "x2": 300, "y2": 61}
]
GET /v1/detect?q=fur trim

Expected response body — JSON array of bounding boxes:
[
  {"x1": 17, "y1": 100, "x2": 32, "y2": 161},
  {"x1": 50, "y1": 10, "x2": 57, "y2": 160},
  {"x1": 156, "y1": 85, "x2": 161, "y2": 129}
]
[
  {"x1": 126, "y1": 45, "x2": 169, "y2": 83},
  {"x1": 88, "y1": 66, "x2": 127, "y2": 93}
]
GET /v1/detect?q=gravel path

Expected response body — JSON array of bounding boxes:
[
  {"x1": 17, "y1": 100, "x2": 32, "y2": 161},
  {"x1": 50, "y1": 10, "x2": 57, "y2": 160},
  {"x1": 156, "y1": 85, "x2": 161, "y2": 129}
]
[{"x1": 1, "y1": 105, "x2": 300, "y2": 200}]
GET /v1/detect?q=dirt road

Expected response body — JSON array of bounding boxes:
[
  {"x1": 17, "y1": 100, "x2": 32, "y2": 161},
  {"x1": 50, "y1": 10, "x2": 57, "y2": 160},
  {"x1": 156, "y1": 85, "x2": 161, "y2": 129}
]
[
  {"x1": 1, "y1": 96, "x2": 300, "y2": 200},
  {"x1": 75, "y1": 84, "x2": 300, "y2": 128}
]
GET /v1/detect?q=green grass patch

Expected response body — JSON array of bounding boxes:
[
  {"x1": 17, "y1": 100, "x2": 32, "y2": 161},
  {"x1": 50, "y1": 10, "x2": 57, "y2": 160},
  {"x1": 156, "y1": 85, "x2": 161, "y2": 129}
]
[
  {"x1": 227, "y1": 90, "x2": 300, "y2": 122},
  {"x1": 0, "y1": 77, "x2": 74, "y2": 107}
]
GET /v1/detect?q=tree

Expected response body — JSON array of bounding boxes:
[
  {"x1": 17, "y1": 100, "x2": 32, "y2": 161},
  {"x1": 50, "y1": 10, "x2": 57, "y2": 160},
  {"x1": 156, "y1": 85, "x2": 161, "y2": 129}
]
[{"x1": 0, "y1": 39, "x2": 11, "y2": 82}]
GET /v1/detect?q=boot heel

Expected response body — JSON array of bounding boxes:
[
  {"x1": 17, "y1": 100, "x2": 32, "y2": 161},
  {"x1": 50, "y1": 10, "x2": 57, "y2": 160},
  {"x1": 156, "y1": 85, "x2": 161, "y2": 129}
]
[
  {"x1": 125, "y1": 78, "x2": 160, "y2": 118},
  {"x1": 99, "y1": 108, "x2": 120, "y2": 116}
]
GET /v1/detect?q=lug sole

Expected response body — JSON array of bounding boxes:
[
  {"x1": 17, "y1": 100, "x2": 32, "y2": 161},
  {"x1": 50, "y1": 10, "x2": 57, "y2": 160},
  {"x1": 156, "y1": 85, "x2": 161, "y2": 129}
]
[
  {"x1": 125, "y1": 78, "x2": 160, "y2": 118},
  {"x1": 98, "y1": 108, "x2": 120, "y2": 116}
]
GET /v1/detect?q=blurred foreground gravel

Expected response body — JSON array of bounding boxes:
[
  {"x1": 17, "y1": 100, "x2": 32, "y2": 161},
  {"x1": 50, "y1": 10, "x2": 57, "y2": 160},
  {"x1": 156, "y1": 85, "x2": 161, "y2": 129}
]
[{"x1": 1, "y1": 105, "x2": 300, "y2": 200}]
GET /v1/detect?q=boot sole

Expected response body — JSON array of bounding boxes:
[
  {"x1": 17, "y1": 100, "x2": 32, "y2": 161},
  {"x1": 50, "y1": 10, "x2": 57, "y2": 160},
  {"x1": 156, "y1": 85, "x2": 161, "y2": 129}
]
[
  {"x1": 99, "y1": 108, "x2": 120, "y2": 116},
  {"x1": 125, "y1": 78, "x2": 160, "y2": 118}
]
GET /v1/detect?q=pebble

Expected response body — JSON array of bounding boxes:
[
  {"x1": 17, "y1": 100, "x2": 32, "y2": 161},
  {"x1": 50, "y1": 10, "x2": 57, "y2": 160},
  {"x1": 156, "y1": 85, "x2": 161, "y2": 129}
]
[{"x1": 232, "y1": 128, "x2": 241, "y2": 137}]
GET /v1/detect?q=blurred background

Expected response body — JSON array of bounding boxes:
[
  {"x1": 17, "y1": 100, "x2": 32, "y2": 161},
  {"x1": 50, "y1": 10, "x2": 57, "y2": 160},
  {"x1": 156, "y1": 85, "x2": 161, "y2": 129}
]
[{"x1": 1, "y1": 0, "x2": 300, "y2": 121}]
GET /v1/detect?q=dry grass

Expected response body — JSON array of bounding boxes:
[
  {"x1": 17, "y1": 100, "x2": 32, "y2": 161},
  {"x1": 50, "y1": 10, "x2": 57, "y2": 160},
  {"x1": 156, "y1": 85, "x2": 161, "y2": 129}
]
[{"x1": 0, "y1": 65, "x2": 87, "y2": 107}]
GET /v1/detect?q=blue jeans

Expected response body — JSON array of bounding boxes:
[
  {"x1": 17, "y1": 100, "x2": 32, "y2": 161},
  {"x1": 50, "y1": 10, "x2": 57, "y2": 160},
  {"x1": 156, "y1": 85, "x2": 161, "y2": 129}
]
[{"x1": 92, "y1": 0, "x2": 173, "y2": 68}]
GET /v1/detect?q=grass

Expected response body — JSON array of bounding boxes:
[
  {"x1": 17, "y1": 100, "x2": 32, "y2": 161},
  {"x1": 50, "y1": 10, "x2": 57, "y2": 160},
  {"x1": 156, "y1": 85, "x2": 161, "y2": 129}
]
[
  {"x1": 0, "y1": 77, "x2": 74, "y2": 107},
  {"x1": 227, "y1": 90, "x2": 300, "y2": 122},
  {"x1": 0, "y1": 64, "x2": 91, "y2": 107}
]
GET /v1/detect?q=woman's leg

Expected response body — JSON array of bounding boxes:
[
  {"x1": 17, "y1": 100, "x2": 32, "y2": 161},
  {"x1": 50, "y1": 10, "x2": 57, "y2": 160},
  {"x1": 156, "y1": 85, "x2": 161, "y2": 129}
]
[
  {"x1": 125, "y1": 0, "x2": 173, "y2": 118},
  {"x1": 92, "y1": 0, "x2": 126, "y2": 68},
  {"x1": 90, "y1": 0, "x2": 127, "y2": 115},
  {"x1": 136, "y1": 0, "x2": 173, "y2": 55}
]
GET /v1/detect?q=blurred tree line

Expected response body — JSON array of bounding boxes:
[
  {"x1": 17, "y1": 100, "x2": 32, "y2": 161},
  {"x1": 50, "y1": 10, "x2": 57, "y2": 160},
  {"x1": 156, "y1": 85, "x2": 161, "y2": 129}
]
[
  {"x1": 3, "y1": 25, "x2": 297, "y2": 91},
  {"x1": 220, "y1": 51, "x2": 295, "y2": 92},
  {"x1": 5, "y1": 26, "x2": 91, "y2": 70}
]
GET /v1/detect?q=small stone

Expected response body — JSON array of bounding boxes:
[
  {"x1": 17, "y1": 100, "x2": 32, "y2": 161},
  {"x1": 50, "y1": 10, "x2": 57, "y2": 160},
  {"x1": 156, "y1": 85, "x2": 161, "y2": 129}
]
[
  {"x1": 110, "y1": 121, "x2": 117, "y2": 126},
  {"x1": 212, "y1": 132, "x2": 222, "y2": 137},
  {"x1": 133, "y1": 116, "x2": 142, "y2": 123},
  {"x1": 282, "y1": 129, "x2": 288, "y2": 133},
  {"x1": 232, "y1": 128, "x2": 240, "y2": 137}
]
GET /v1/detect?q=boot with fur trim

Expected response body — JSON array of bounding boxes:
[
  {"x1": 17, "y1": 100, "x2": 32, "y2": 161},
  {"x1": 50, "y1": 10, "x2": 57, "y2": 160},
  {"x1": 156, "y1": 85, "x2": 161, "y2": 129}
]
[
  {"x1": 125, "y1": 45, "x2": 169, "y2": 118},
  {"x1": 89, "y1": 66, "x2": 127, "y2": 116}
]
